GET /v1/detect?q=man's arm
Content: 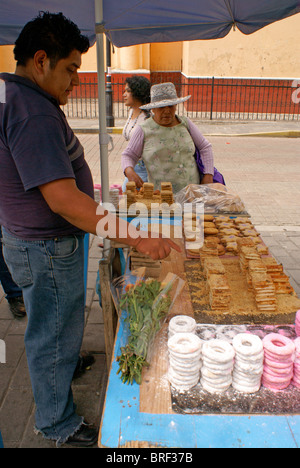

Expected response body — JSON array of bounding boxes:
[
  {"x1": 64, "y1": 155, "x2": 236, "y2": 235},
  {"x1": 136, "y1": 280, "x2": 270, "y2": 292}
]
[{"x1": 39, "y1": 178, "x2": 181, "y2": 260}]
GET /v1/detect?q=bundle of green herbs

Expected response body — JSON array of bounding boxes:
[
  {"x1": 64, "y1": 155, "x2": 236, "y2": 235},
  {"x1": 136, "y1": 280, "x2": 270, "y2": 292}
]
[{"x1": 116, "y1": 279, "x2": 172, "y2": 385}]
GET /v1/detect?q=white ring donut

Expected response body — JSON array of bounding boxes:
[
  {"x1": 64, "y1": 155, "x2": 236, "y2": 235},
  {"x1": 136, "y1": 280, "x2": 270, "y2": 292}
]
[
  {"x1": 234, "y1": 364, "x2": 263, "y2": 376},
  {"x1": 201, "y1": 379, "x2": 231, "y2": 394},
  {"x1": 169, "y1": 369, "x2": 199, "y2": 386},
  {"x1": 168, "y1": 333, "x2": 202, "y2": 355},
  {"x1": 170, "y1": 382, "x2": 199, "y2": 392},
  {"x1": 169, "y1": 373, "x2": 199, "y2": 386},
  {"x1": 202, "y1": 357, "x2": 233, "y2": 370},
  {"x1": 202, "y1": 340, "x2": 235, "y2": 364},
  {"x1": 169, "y1": 365, "x2": 201, "y2": 378},
  {"x1": 169, "y1": 315, "x2": 196, "y2": 335},
  {"x1": 235, "y1": 351, "x2": 264, "y2": 365},
  {"x1": 232, "y1": 381, "x2": 261, "y2": 394},
  {"x1": 201, "y1": 368, "x2": 232, "y2": 384},
  {"x1": 169, "y1": 348, "x2": 202, "y2": 361},
  {"x1": 232, "y1": 374, "x2": 261, "y2": 387},
  {"x1": 169, "y1": 360, "x2": 201, "y2": 372},
  {"x1": 202, "y1": 367, "x2": 233, "y2": 378},
  {"x1": 233, "y1": 333, "x2": 263, "y2": 357},
  {"x1": 233, "y1": 370, "x2": 262, "y2": 384}
]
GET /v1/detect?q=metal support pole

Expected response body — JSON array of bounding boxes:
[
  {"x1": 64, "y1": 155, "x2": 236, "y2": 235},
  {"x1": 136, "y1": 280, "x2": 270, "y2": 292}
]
[
  {"x1": 106, "y1": 37, "x2": 115, "y2": 127},
  {"x1": 95, "y1": 0, "x2": 109, "y2": 204},
  {"x1": 210, "y1": 76, "x2": 215, "y2": 121},
  {"x1": 95, "y1": 0, "x2": 110, "y2": 255}
]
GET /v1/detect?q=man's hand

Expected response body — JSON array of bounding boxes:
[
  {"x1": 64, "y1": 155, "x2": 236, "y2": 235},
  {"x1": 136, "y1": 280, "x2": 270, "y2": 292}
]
[
  {"x1": 201, "y1": 174, "x2": 214, "y2": 185},
  {"x1": 134, "y1": 236, "x2": 181, "y2": 260},
  {"x1": 124, "y1": 167, "x2": 144, "y2": 188}
]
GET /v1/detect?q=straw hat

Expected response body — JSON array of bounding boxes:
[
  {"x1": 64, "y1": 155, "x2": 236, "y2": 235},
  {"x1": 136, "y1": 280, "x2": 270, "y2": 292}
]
[{"x1": 140, "y1": 82, "x2": 191, "y2": 110}]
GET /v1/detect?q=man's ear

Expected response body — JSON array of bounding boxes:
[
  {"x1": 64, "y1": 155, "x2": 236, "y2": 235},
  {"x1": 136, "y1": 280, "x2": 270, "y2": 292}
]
[{"x1": 33, "y1": 50, "x2": 49, "y2": 75}]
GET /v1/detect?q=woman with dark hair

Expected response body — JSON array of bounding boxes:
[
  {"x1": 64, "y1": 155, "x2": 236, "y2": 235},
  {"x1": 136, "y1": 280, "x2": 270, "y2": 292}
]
[{"x1": 122, "y1": 75, "x2": 151, "y2": 191}]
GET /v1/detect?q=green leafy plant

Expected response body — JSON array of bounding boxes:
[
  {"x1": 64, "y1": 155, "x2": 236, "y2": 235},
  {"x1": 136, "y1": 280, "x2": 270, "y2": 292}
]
[{"x1": 116, "y1": 279, "x2": 172, "y2": 385}]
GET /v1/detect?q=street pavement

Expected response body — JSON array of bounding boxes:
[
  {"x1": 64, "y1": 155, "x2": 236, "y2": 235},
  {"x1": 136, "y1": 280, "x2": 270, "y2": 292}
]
[{"x1": 0, "y1": 119, "x2": 299, "y2": 448}]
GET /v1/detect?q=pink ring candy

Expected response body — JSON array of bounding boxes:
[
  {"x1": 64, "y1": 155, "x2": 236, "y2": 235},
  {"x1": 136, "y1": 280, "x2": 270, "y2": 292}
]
[{"x1": 263, "y1": 333, "x2": 295, "y2": 357}]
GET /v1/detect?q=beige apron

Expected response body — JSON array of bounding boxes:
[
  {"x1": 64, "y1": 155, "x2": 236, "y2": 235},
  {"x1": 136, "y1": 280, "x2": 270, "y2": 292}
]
[{"x1": 140, "y1": 116, "x2": 200, "y2": 193}]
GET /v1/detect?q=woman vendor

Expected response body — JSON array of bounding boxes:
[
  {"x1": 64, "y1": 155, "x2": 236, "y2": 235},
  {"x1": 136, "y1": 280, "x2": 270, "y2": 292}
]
[{"x1": 122, "y1": 82, "x2": 215, "y2": 193}]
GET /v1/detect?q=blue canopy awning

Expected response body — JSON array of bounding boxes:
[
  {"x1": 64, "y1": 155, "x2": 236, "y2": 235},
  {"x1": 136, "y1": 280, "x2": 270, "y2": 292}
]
[
  {"x1": 0, "y1": 0, "x2": 299, "y2": 47},
  {"x1": 103, "y1": 0, "x2": 300, "y2": 47}
]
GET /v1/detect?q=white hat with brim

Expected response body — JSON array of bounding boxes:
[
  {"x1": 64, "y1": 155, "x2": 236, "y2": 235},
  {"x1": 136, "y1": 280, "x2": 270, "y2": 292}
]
[{"x1": 140, "y1": 82, "x2": 191, "y2": 110}]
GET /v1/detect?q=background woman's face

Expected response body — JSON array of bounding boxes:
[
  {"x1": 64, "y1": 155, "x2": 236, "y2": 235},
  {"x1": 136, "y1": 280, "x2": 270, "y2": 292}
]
[
  {"x1": 152, "y1": 105, "x2": 177, "y2": 127},
  {"x1": 123, "y1": 85, "x2": 135, "y2": 107}
]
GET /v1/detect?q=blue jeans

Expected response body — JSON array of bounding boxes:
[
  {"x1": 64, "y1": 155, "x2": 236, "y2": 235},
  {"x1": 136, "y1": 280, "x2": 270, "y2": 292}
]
[
  {"x1": 0, "y1": 227, "x2": 22, "y2": 300},
  {"x1": 122, "y1": 159, "x2": 148, "y2": 192},
  {"x1": 1, "y1": 229, "x2": 85, "y2": 445}
]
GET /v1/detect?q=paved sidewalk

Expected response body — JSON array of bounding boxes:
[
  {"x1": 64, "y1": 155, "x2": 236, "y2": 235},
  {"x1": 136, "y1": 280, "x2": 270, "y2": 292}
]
[
  {"x1": 70, "y1": 117, "x2": 300, "y2": 138},
  {"x1": 0, "y1": 122, "x2": 300, "y2": 448}
]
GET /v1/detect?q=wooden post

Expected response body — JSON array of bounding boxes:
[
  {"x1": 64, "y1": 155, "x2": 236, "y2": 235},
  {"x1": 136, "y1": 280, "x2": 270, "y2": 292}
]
[{"x1": 99, "y1": 248, "x2": 118, "y2": 371}]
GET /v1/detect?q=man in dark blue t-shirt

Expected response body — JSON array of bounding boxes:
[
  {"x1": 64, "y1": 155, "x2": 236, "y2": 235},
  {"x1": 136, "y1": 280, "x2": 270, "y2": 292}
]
[{"x1": 0, "y1": 12, "x2": 180, "y2": 448}]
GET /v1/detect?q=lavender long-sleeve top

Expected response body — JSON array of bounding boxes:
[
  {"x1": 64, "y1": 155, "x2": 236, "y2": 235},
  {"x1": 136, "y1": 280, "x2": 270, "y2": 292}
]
[{"x1": 121, "y1": 117, "x2": 214, "y2": 175}]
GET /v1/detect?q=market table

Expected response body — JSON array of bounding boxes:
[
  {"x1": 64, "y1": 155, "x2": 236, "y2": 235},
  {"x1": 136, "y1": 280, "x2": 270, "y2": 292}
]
[{"x1": 98, "y1": 240, "x2": 300, "y2": 448}]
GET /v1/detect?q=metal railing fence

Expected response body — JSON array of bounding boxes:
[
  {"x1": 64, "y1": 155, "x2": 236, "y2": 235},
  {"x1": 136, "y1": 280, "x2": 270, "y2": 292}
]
[{"x1": 64, "y1": 75, "x2": 300, "y2": 122}]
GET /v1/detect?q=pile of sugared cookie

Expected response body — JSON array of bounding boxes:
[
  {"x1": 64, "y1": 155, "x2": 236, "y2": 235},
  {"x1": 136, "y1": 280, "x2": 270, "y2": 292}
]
[
  {"x1": 183, "y1": 214, "x2": 225, "y2": 257},
  {"x1": 189, "y1": 215, "x2": 269, "y2": 258},
  {"x1": 216, "y1": 216, "x2": 262, "y2": 255},
  {"x1": 201, "y1": 215, "x2": 226, "y2": 257}
]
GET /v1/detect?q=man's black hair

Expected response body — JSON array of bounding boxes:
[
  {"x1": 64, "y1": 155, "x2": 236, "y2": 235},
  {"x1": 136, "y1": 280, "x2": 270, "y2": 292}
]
[{"x1": 14, "y1": 11, "x2": 90, "y2": 67}]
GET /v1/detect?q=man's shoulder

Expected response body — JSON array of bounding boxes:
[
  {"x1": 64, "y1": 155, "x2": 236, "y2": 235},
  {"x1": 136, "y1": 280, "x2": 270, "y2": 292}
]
[{"x1": 0, "y1": 73, "x2": 61, "y2": 124}]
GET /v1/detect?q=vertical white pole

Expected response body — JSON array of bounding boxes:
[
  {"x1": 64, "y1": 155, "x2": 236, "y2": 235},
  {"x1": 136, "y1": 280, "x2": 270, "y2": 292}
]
[
  {"x1": 95, "y1": 0, "x2": 109, "y2": 204},
  {"x1": 95, "y1": 0, "x2": 111, "y2": 257}
]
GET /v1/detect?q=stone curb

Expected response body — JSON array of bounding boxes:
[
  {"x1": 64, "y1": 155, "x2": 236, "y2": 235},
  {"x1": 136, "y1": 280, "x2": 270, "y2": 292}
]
[{"x1": 72, "y1": 127, "x2": 300, "y2": 138}]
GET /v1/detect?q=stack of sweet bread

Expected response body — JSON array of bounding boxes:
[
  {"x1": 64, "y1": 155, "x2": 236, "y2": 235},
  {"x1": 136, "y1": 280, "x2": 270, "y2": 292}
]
[
  {"x1": 202, "y1": 257, "x2": 232, "y2": 311},
  {"x1": 207, "y1": 273, "x2": 232, "y2": 311},
  {"x1": 160, "y1": 182, "x2": 174, "y2": 205},
  {"x1": 238, "y1": 244, "x2": 261, "y2": 273},
  {"x1": 246, "y1": 259, "x2": 268, "y2": 289},
  {"x1": 202, "y1": 257, "x2": 226, "y2": 277},
  {"x1": 236, "y1": 238, "x2": 278, "y2": 312},
  {"x1": 125, "y1": 181, "x2": 137, "y2": 210},
  {"x1": 124, "y1": 181, "x2": 174, "y2": 211},
  {"x1": 261, "y1": 257, "x2": 294, "y2": 294},
  {"x1": 251, "y1": 271, "x2": 277, "y2": 313}
]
